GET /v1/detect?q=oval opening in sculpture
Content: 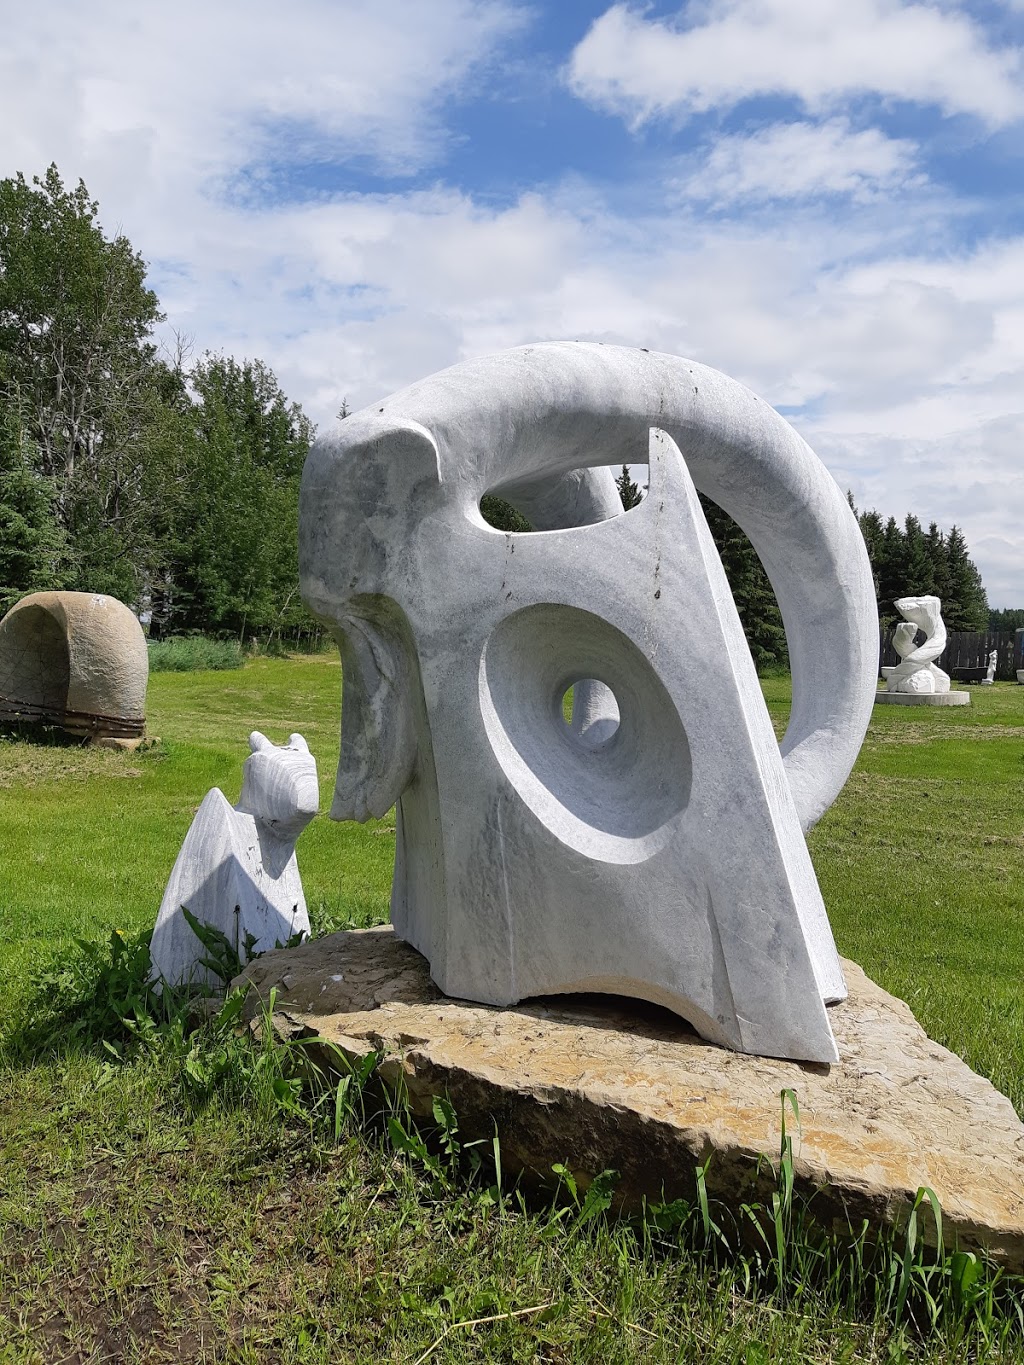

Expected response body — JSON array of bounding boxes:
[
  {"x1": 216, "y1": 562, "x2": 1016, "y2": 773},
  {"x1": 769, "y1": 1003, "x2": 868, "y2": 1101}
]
[
  {"x1": 479, "y1": 603, "x2": 691, "y2": 864},
  {"x1": 561, "y1": 679, "x2": 621, "y2": 747}
]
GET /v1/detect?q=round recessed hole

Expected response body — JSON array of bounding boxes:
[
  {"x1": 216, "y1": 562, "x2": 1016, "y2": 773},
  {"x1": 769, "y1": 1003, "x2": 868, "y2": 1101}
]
[
  {"x1": 561, "y1": 679, "x2": 620, "y2": 748},
  {"x1": 479, "y1": 603, "x2": 691, "y2": 861}
]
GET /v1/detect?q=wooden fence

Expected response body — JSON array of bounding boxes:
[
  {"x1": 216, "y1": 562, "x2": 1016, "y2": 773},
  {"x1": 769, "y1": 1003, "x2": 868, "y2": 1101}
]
[{"x1": 879, "y1": 629, "x2": 1023, "y2": 681}]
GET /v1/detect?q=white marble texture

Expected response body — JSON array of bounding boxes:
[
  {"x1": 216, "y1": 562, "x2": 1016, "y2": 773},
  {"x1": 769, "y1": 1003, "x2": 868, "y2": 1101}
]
[
  {"x1": 150, "y1": 732, "x2": 318, "y2": 988},
  {"x1": 300, "y1": 343, "x2": 879, "y2": 1064},
  {"x1": 887, "y1": 596, "x2": 951, "y2": 695}
]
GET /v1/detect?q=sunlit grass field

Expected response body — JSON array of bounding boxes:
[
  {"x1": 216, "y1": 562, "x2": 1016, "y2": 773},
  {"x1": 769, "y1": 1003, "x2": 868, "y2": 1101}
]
[
  {"x1": 1, "y1": 658, "x2": 1022, "y2": 1362},
  {"x1": 3, "y1": 659, "x2": 1021, "y2": 1106}
]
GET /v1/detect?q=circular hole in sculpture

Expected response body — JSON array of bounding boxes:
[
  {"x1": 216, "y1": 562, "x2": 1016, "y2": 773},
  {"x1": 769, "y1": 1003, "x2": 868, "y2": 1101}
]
[{"x1": 561, "y1": 678, "x2": 620, "y2": 748}]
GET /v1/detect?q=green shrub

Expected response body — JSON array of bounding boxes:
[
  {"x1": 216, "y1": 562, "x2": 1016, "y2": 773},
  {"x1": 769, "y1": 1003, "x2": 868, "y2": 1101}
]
[{"x1": 147, "y1": 635, "x2": 245, "y2": 672}]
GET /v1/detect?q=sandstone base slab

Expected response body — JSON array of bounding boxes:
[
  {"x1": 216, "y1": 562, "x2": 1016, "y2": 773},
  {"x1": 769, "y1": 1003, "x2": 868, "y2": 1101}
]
[
  {"x1": 235, "y1": 927, "x2": 1024, "y2": 1270},
  {"x1": 875, "y1": 690, "x2": 971, "y2": 706}
]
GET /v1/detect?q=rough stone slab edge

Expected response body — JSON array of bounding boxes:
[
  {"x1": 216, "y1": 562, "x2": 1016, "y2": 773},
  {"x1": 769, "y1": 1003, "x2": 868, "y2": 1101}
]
[
  {"x1": 267, "y1": 1011, "x2": 1023, "y2": 1270},
  {"x1": 235, "y1": 929, "x2": 1024, "y2": 1271}
]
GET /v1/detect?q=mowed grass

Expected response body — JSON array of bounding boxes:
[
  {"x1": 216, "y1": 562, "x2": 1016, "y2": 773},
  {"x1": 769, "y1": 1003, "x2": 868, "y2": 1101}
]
[
  {"x1": 1, "y1": 660, "x2": 1023, "y2": 1363},
  {"x1": 766, "y1": 678, "x2": 1024, "y2": 1115},
  {"x1": 0, "y1": 657, "x2": 394, "y2": 1032}
]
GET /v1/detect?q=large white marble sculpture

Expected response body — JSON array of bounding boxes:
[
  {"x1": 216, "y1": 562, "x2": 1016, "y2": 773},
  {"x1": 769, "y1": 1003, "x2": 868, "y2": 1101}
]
[
  {"x1": 983, "y1": 650, "x2": 998, "y2": 685},
  {"x1": 150, "y1": 732, "x2": 318, "y2": 987},
  {"x1": 299, "y1": 343, "x2": 879, "y2": 1063},
  {"x1": 887, "y1": 596, "x2": 951, "y2": 694}
]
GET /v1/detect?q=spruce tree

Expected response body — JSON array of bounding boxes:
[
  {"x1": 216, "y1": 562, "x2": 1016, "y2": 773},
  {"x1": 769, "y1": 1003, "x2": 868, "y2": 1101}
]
[
  {"x1": 924, "y1": 522, "x2": 950, "y2": 604},
  {"x1": 901, "y1": 514, "x2": 934, "y2": 596},
  {"x1": 479, "y1": 494, "x2": 532, "y2": 532},
  {"x1": 615, "y1": 464, "x2": 642, "y2": 510},
  {"x1": 698, "y1": 495, "x2": 787, "y2": 671},
  {"x1": 0, "y1": 404, "x2": 64, "y2": 610},
  {"x1": 942, "y1": 526, "x2": 988, "y2": 631},
  {"x1": 876, "y1": 516, "x2": 907, "y2": 625}
]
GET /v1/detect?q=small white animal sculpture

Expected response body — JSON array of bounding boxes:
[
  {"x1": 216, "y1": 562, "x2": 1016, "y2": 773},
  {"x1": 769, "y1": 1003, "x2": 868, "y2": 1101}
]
[
  {"x1": 983, "y1": 650, "x2": 998, "y2": 685},
  {"x1": 150, "y1": 731, "x2": 318, "y2": 987},
  {"x1": 887, "y1": 596, "x2": 951, "y2": 695}
]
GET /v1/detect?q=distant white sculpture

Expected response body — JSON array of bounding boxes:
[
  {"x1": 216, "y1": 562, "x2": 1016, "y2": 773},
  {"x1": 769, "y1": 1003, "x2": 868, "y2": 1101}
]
[
  {"x1": 150, "y1": 732, "x2": 318, "y2": 987},
  {"x1": 983, "y1": 650, "x2": 998, "y2": 685},
  {"x1": 300, "y1": 343, "x2": 880, "y2": 1065},
  {"x1": 887, "y1": 596, "x2": 951, "y2": 694}
]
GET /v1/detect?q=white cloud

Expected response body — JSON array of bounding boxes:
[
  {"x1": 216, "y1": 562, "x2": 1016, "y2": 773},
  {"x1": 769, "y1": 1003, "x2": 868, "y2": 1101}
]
[
  {"x1": 131, "y1": 180, "x2": 1024, "y2": 603},
  {"x1": 2, "y1": 0, "x2": 1022, "y2": 604},
  {"x1": 567, "y1": 0, "x2": 1024, "y2": 127},
  {"x1": 681, "y1": 119, "x2": 923, "y2": 203},
  {"x1": 0, "y1": 0, "x2": 524, "y2": 243}
]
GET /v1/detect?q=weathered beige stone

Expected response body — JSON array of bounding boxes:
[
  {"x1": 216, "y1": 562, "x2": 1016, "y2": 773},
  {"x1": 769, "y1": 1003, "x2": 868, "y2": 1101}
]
[
  {"x1": 0, "y1": 591, "x2": 148, "y2": 737},
  {"x1": 236, "y1": 927, "x2": 1024, "y2": 1270}
]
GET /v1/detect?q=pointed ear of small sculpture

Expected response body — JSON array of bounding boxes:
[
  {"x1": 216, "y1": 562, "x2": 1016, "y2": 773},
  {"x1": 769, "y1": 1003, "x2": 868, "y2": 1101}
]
[
  {"x1": 288, "y1": 733, "x2": 310, "y2": 752},
  {"x1": 249, "y1": 731, "x2": 273, "y2": 753}
]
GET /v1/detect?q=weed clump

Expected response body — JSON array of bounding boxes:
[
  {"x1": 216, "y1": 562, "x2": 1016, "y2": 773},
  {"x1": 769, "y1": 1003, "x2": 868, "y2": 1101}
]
[{"x1": 147, "y1": 635, "x2": 245, "y2": 672}]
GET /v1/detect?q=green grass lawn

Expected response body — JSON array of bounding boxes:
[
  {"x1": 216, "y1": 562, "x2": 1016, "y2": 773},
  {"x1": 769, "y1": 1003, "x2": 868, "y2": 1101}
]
[{"x1": 1, "y1": 660, "x2": 1022, "y2": 1362}]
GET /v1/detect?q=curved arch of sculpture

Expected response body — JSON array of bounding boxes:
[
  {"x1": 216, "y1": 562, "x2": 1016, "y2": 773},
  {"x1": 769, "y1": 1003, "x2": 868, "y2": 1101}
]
[
  {"x1": 299, "y1": 343, "x2": 880, "y2": 1062},
  {"x1": 302, "y1": 342, "x2": 877, "y2": 834}
]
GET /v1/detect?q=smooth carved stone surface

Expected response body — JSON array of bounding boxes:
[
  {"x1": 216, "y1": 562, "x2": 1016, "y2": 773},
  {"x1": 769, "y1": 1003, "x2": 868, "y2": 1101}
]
[
  {"x1": 300, "y1": 343, "x2": 881, "y2": 1063},
  {"x1": 236, "y1": 927, "x2": 1024, "y2": 1271},
  {"x1": 150, "y1": 732, "x2": 318, "y2": 988},
  {"x1": 887, "y1": 595, "x2": 951, "y2": 695},
  {"x1": 0, "y1": 591, "x2": 148, "y2": 736}
]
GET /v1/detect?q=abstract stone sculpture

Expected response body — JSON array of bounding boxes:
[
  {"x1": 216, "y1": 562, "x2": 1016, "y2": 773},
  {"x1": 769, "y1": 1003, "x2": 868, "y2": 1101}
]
[
  {"x1": 300, "y1": 343, "x2": 879, "y2": 1063},
  {"x1": 0, "y1": 591, "x2": 148, "y2": 738},
  {"x1": 150, "y1": 732, "x2": 317, "y2": 988},
  {"x1": 886, "y1": 596, "x2": 951, "y2": 694}
]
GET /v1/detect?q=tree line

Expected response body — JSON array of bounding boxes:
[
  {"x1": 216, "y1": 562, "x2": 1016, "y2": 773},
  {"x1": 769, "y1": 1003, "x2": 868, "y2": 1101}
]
[
  {"x1": 1, "y1": 165, "x2": 1003, "y2": 656},
  {"x1": 0, "y1": 165, "x2": 314, "y2": 641},
  {"x1": 613, "y1": 467, "x2": 995, "y2": 670}
]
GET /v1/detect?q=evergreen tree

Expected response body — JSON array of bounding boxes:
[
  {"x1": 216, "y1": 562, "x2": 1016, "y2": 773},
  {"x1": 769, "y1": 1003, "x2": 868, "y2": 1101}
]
[
  {"x1": 942, "y1": 525, "x2": 988, "y2": 631},
  {"x1": 856, "y1": 508, "x2": 884, "y2": 600},
  {"x1": 875, "y1": 516, "x2": 907, "y2": 625},
  {"x1": 479, "y1": 494, "x2": 532, "y2": 532},
  {"x1": 698, "y1": 494, "x2": 787, "y2": 671},
  {"x1": 616, "y1": 464, "x2": 642, "y2": 510},
  {"x1": 924, "y1": 522, "x2": 950, "y2": 604},
  {"x1": 901, "y1": 514, "x2": 934, "y2": 597},
  {"x1": 989, "y1": 608, "x2": 1024, "y2": 631},
  {"x1": 0, "y1": 403, "x2": 63, "y2": 610}
]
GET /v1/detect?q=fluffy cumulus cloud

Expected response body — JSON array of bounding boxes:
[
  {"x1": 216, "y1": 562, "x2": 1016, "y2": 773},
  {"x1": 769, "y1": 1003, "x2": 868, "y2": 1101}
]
[
  {"x1": 680, "y1": 119, "x2": 923, "y2": 203},
  {"x1": 0, "y1": 0, "x2": 524, "y2": 236},
  {"x1": 2, "y1": 0, "x2": 1023, "y2": 602},
  {"x1": 567, "y1": 0, "x2": 1024, "y2": 126}
]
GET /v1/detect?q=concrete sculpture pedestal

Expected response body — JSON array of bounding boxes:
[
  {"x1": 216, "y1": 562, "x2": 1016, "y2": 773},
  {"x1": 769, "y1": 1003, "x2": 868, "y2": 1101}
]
[
  {"x1": 875, "y1": 690, "x2": 970, "y2": 707},
  {"x1": 236, "y1": 927, "x2": 1024, "y2": 1272}
]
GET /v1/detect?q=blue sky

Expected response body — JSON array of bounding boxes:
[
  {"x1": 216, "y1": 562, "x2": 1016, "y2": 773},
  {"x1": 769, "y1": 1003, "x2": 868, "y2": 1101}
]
[{"x1": 2, "y1": 0, "x2": 1023, "y2": 603}]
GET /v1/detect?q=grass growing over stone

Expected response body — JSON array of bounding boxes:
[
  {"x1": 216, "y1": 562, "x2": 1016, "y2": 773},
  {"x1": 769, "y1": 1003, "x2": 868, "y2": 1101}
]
[{"x1": 1, "y1": 659, "x2": 1023, "y2": 1362}]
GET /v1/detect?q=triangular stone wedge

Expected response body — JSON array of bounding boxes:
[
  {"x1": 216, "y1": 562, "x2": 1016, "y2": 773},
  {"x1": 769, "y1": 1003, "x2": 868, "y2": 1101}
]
[{"x1": 427, "y1": 428, "x2": 844, "y2": 1063}]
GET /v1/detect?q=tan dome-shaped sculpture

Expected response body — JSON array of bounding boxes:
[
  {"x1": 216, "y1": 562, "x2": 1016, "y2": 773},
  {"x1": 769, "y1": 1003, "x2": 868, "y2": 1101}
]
[{"x1": 0, "y1": 591, "x2": 148, "y2": 738}]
